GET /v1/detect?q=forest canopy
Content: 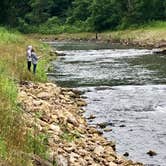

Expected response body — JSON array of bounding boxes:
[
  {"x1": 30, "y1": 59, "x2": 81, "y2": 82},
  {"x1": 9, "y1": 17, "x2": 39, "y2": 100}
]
[{"x1": 0, "y1": 0, "x2": 165, "y2": 33}]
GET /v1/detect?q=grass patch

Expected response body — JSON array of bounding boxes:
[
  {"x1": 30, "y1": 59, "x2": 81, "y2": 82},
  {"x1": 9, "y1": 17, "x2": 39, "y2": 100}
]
[
  {"x1": 0, "y1": 27, "x2": 52, "y2": 165},
  {"x1": 60, "y1": 125, "x2": 81, "y2": 142}
]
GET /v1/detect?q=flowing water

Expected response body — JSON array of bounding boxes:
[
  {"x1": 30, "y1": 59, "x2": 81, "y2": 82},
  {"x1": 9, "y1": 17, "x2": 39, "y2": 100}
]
[{"x1": 47, "y1": 41, "x2": 166, "y2": 165}]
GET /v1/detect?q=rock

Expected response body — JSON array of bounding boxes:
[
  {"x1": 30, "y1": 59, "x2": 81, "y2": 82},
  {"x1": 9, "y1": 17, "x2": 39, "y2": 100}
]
[
  {"x1": 97, "y1": 122, "x2": 109, "y2": 129},
  {"x1": 109, "y1": 162, "x2": 118, "y2": 166},
  {"x1": 123, "y1": 152, "x2": 129, "y2": 157},
  {"x1": 76, "y1": 100, "x2": 87, "y2": 107},
  {"x1": 152, "y1": 48, "x2": 166, "y2": 54},
  {"x1": 147, "y1": 150, "x2": 157, "y2": 156},
  {"x1": 67, "y1": 115, "x2": 79, "y2": 127},
  {"x1": 72, "y1": 89, "x2": 84, "y2": 96},
  {"x1": 78, "y1": 149, "x2": 87, "y2": 157},
  {"x1": 87, "y1": 114, "x2": 96, "y2": 119},
  {"x1": 33, "y1": 100, "x2": 43, "y2": 106},
  {"x1": 18, "y1": 91, "x2": 27, "y2": 100},
  {"x1": 56, "y1": 51, "x2": 66, "y2": 56},
  {"x1": 32, "y1": 155, "x2": 52, "y2": 166},
  {"x1": 49, "y1": 124, "x2": 62, "y2": 135},
  {"x1": 47, "y1": 151, "x2": 56, "y2": 163},
  {"x1": 104, "y1": 128, "x2": 112, "y2": 132},
  {"x1": 94, "y1": 146, "x2": 104, "y2": 156},
  {"x1": 56, "y1": 155, "x2": 68, "y2": 166},
  {"x1": 69, "y1": 152, "x2": 79, "y2": 163},
  {"x1": 66, "y1": 91, "x2": 76, "y2": 98},
  {"x1": 37, "y1": 92, "x2": 50, "y2": 99},
  {"x1": 50, "y1": 50, "x2": 58, "y2": 56},
  {"x1": 119, "y1": 124, "x2": 126, "y2": 128}
]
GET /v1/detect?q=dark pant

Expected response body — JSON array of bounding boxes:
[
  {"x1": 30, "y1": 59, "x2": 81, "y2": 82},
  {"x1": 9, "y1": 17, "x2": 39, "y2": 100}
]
[
  {"x1": 27, "y1": 61, "x2": 31, "y2": 71},
  {"x1": 33, "y1": 64, "x2": 37, "y2": 74}
]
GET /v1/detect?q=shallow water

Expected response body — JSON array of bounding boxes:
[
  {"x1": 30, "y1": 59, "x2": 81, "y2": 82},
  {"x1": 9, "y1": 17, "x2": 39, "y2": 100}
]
[{"x1": 48, "y1": 41, "x2": 166, "y2": 165}]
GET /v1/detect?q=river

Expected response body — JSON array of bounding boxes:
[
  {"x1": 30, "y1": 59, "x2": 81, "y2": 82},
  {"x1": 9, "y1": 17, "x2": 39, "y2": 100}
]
[{"x1": 47, "y1": 41, "x2": 166, "y2": 166}]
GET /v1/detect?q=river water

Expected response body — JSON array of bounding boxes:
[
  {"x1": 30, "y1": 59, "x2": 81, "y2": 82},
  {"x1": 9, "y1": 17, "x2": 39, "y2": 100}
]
[{"x1": 47, "y1": 41, "x2": 166, "y2": 166}]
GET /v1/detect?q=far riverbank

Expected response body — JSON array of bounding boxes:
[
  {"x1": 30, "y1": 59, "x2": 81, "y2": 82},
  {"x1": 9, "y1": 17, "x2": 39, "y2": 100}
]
[{"x1": 29, "y1": 26, "x2": 166, "y2": 49}]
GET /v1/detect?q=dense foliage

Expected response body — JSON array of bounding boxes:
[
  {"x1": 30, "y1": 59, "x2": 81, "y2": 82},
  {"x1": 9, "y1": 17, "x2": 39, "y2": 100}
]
[{"x1": 0, "y1": 0, "x2": 165, "y2": 33}]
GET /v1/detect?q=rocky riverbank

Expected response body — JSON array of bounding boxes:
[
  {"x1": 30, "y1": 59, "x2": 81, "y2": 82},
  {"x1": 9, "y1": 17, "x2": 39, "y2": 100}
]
[{"x1": 18, "y1": 82, "x2": 143, "y2": 166}]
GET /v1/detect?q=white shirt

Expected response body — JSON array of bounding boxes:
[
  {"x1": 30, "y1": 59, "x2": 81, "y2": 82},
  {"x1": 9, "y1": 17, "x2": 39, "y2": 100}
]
[{"x1": 27, "y1": 49, "x2": 32, "y2": 61}]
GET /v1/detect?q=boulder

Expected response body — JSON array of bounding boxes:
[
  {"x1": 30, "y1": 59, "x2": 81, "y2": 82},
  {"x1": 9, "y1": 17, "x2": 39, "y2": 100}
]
[
  {"x1": 76, "y1": 100, "x2": 87, "y2": 107},
  {"x1": 87, "y1": 114, "x2": 96, "y2": 120},
  {"x1": 152, "y1": 48, "x2": 166, "y2": 54},
  {"x1": 67, "y1": 115, "x2": 79, "y2": 127},
  {"x1": 147, "y1": 150, "x2": 157, "y2": 156},
  {"x1": 56, "y1": 155, "x2": 68, "y2": 166},
  {"x1": 37, "y1": 92, "x2": 50, "y2": 99},
  {"x1": 94, "y1": 146, "x2": 104, "y2": 156},
  {"x1": 49, "y1": 124, "x2": 62, "y2": 135}
]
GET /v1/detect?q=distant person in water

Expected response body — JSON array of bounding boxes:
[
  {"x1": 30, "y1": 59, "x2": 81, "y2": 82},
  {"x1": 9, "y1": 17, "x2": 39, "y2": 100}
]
[
  {"x1": 26, "y1": 45, "x2": 32, "y2": 71},
  {"x1": 31, "y1": 48, "x2": 40, "y2": 74}
]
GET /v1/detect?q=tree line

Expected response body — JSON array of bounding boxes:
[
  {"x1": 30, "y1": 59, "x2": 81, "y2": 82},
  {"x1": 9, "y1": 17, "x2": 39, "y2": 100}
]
[{"x1": 0, "y1": 0, "x2": 165, "y2": 33}]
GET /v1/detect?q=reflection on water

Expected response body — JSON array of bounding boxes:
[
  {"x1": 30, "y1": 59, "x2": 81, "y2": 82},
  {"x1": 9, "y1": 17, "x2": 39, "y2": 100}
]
[{"x1": 48, "y1": 41, "x2": 166, "y2": 165}]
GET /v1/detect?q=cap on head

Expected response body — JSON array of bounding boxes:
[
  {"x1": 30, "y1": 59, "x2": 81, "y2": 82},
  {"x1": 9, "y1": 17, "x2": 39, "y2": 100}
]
[{"x1": 27, "y1": 45, "x2": 32, "y2": 50}]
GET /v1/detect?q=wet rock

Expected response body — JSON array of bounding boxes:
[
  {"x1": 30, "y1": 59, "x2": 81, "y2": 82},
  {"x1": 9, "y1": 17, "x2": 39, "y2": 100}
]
[
  {"x1": 56, "y1": 51, "x2": 66, "y2": 56},
  {"x1": 119, "y1": 124, "x2": 126, "y2": 128},
  {"x1": 123, "y1": 152, "x2": 129, "y2": 157},
  {"x1": 87, "y1": 114, "x2": 96, "y2": 120},
  {"x1": 79, "y1": 109, "x2": 86, "y2": 113},
  {"x1": 88, "y1": 127, "x2": 103, "y2": 135},
  {"x1": 104, "y1": 128, "x2": 112, "y2": 132},
  {"x1": 97, "y1": 122, "x2": 109, "y2": 129},
  {"x1": 71, "y1": 89, "x2": 84, "y2": 96},
  {"x1": 147, "y1": 150, "x2": 157, "y2": 156},
  {"x1": 50, "y1": 50, "x2": 58, "y2": 56},
  {"x1": 152, "y1": 48, "x2": 166, "y2": 54},
  {"x1": 76, "y1": 100, "x2": 87, "y2": 107}
]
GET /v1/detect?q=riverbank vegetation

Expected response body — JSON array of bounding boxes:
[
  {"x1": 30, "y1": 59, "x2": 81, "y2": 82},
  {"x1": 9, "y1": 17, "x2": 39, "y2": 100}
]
[
  {"x1": 0, "y1": 27, "x2": 51, "y2": 165},
  {"x1": 31, "y1": 21, "x2": 166, "y2": 48}
]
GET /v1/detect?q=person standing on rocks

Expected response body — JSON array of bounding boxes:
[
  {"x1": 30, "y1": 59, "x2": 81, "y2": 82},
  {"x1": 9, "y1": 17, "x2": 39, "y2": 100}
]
[
  {"x1": 31, "y1": 48, "x2": 40, "y2": 74},
  {"x1": 26, "y1": 45, "x2": 32, "y2": 71}
]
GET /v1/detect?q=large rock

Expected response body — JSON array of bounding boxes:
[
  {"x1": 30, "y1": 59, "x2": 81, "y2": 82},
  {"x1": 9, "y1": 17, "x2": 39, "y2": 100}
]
[
  {"x1": 152, "y1": 48, "x2": 166, "y2": 54},
  {"x1": 67, "y1": 115, "x2": 79, "y2": 127},
  {"x1": 56, "y1": 155, "x2": 68, "y2": 166},
  {"x1": 94, "y1": 146, "x2": 104, "y2": 156},
  {"x1": 37, "y1": 92, "x2": 51, "y2": 99},
  {"x1": 49, "y1": 124, "x2": 62, "y2": 135}
]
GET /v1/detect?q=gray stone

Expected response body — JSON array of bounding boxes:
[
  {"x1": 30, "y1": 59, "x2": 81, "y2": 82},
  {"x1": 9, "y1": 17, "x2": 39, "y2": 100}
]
[{"x1": 56, "y1": 155, "x2": 68, "y2": 166}]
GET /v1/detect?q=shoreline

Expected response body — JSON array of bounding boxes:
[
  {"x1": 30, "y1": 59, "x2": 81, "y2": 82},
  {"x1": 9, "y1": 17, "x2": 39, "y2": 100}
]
[
  {"x1": 18, "y1": 81, "x2": 143, "y2": 165},
  {"x1": 29, "y1": 29, "x2": 166, "y2": 50}
]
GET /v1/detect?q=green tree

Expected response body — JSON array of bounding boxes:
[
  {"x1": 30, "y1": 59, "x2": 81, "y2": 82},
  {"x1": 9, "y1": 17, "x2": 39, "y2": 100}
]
[
  {"x1": 25, "y1": 0, "x2": 54, "y2": 25},
  {"x1": 50, "y1": 0, "x2": 73, "y2": 18},
  {"x1": 88, "y1": 0, "x2": 119, "y2": 32},
  {"x1": 67, "y1": 0, "x2": 92, "y2": 23}
]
